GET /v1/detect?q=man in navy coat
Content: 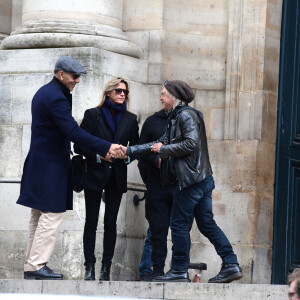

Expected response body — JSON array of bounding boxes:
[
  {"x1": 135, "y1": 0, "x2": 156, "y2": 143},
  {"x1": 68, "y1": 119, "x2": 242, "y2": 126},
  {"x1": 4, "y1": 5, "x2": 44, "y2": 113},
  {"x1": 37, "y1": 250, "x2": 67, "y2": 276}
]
[{"x1": 17, "y1": 56, "x2": 122, "y2": 280}]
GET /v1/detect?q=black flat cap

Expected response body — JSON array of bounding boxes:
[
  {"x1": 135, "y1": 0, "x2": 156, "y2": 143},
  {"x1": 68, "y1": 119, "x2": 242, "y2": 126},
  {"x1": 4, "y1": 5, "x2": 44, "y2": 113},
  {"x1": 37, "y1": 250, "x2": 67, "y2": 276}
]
[
  {"x1": 54, "y1": 56, "x2": 86, "y2": 75},
  {"x1": 164, "y1": 80, "x2": 195, "y2": 103}
]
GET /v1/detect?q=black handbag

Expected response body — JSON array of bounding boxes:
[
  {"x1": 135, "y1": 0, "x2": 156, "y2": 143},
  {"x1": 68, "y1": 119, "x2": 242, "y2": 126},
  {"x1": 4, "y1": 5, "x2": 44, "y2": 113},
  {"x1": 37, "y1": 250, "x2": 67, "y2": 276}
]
[
  {"x1": 72, "y1": 154, "x2": 87, "y2": 192},
  {"x1": 72, "y1": 108, "x2": 100, "y2": 193}
]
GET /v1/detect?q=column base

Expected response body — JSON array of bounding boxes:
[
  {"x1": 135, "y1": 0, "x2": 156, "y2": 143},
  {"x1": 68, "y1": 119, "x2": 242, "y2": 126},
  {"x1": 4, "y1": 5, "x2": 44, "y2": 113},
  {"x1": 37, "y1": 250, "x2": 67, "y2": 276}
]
[{"x1": 0, "y1": 32, "x2": 142, "y2": 59}]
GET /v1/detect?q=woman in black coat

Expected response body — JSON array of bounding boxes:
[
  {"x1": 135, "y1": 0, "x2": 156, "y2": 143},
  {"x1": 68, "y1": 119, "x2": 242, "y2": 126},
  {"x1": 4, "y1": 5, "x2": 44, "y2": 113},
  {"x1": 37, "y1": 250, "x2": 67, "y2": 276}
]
[{"x1": 74, "y1": 77, "x2": 139, "y2": 281}]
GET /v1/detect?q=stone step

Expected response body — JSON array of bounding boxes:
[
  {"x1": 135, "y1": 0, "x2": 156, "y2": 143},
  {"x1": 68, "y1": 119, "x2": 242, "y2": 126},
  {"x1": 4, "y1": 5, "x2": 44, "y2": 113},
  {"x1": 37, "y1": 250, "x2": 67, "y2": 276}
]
[{"x1": 0, "y1": 279, "x2": 288, "y2": 300}]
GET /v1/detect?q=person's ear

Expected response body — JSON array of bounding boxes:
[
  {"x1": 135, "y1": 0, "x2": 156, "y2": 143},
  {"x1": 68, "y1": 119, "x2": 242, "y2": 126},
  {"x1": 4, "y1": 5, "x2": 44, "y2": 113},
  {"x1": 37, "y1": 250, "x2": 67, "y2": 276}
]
[{"x1": 57, "y1": 70, "x2": 64, "y2": 81}]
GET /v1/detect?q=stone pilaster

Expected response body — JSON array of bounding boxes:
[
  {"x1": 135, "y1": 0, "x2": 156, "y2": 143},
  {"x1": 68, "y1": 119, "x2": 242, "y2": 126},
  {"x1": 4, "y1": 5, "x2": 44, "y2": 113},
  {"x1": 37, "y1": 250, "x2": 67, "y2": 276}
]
[{"x1": 225, "y1": 0, "x2": 268, "y2": 140}]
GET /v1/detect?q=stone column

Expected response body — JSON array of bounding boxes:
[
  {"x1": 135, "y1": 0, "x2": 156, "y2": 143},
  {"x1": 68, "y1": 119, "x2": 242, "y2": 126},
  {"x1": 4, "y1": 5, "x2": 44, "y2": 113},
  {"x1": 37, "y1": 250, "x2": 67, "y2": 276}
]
[
  {"x1": 0, "y1": 0, "x2": 12, "y2": 42},
  {"x1": 0, "y1": 0, "x2": 142, "y2": 58}
]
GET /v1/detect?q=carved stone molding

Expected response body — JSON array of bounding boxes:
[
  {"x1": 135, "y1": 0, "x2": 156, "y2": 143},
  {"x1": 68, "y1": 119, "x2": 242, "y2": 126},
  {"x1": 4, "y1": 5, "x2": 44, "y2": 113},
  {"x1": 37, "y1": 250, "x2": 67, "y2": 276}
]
[{"x1": 1, "y1": 0, "x2": 142, "y2": 58}]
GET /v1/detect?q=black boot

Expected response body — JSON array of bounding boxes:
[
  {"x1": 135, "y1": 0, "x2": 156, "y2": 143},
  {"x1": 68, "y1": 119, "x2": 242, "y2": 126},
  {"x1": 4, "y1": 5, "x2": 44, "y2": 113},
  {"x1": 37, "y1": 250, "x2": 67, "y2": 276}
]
[
  {"x1": 208, "y1": 263, "x2": 243, "y2": 283},
  {"x1": 153, "y1": 268, "x2": 190, "y2": 282},
  {"x1": 140, "y1": 267, "x2": 164, "y2": 282},
  {"x1": 100, "y1": 264, "x2": 110, "y2": 281},
  {"x1": 84, "y1": 263, "x2": 95, "y2": 281}
]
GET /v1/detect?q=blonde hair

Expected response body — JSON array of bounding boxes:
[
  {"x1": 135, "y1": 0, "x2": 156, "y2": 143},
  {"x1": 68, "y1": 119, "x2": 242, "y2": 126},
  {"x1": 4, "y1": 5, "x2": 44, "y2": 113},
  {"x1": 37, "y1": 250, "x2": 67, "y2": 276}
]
[{"x1": 97, "y1": 77, "x2": 130, "y2": 108}]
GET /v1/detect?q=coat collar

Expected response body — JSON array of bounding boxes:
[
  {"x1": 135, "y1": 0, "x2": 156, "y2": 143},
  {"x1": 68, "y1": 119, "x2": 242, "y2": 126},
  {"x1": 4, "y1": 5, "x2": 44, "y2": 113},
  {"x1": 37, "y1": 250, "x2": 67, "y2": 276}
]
[{"x1": 52, "y1": 76, "x2": 72, "y2": 102}]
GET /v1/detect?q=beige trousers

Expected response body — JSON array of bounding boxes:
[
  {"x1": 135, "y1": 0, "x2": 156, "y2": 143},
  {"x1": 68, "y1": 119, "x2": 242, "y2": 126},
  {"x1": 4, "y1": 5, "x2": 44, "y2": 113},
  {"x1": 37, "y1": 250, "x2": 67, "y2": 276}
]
[{"x1": 24, "y1": 208, "x2": 64, "y2": 272}]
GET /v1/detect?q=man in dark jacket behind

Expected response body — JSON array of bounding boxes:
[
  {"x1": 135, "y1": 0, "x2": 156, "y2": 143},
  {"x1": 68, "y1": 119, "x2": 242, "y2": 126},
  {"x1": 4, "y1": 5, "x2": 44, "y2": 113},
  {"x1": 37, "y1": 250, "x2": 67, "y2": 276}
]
[
  {"x1": 126, "y1": 80, "x2": 243, "y2": 283},
  {"x1": 137, "y1": 97, "x2": 177, "y2": 281},
  {"x1": 17, "y1": 56, "x2": 122, "y2": 280}
]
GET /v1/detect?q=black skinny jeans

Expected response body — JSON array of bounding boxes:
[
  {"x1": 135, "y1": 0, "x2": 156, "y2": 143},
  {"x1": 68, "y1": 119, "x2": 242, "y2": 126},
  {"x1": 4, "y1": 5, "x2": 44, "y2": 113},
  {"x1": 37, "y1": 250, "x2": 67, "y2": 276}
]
[
  {"x1": 83, "y1": 172, "x2": 123, "y2": 266},
  {"x1": 145, "y1": 180, "x2": 176, "y2": 272}
]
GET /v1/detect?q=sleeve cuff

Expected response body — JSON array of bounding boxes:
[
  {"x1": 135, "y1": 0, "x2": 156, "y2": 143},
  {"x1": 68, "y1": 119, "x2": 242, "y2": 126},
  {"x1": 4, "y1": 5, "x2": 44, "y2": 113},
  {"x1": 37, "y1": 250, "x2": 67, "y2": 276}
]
[
  {"x1": 96, "y1": 154, "x2": 102, "y2": 163},
  {"x1": 124, "y1": 156, "x2": 131, "y2": 164}
]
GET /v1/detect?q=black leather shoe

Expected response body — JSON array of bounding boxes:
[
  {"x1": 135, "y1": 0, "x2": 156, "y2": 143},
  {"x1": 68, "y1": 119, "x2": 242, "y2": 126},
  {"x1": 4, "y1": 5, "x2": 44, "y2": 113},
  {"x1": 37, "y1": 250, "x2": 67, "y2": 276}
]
[
  {"x1": 139, "y1": 272, "x2": 153, "y2": 281},
  {"x1": 140, "y1": 269, "x2": 164, "y2": 282},
  {"x1": 208, "y1": 263, "x2": 243, "y2": 283},
  {"x1": 84, "y1": 263, "x2": 95, "y2": 280},
  {"x1": 24, "y1": 265, "x2": 63, "y2": 280},
  {"x1": 100, "y1": 264, "x2": 110, "y2": 281},
  {"x1": 153, "y1": 269, "x2": 190, "y2": 282}
]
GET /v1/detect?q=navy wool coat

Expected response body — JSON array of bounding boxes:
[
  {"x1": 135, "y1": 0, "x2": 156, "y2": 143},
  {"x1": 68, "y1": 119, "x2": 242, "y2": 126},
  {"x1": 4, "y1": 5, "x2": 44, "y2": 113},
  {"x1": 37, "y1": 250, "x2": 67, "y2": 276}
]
[{"x1": 17, "y1": 77, "x2": 111, "y2": 212}]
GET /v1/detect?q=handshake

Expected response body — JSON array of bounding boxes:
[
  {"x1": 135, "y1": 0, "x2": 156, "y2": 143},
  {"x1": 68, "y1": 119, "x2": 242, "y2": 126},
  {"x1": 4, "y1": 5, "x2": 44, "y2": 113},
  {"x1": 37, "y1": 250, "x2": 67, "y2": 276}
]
[
  {"x1": 102, "y1": 142, "x2": 163, "y2": 163},
  {"x1": 101, "y1": 144, "x2": 128, "y2": 162}
]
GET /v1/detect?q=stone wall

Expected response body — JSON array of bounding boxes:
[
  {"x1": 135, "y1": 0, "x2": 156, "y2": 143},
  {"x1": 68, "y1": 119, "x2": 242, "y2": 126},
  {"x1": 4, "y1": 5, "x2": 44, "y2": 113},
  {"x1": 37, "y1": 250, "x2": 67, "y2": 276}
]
[{"x1": 0, "y1": 0, "x2": 282, "y2": 283}]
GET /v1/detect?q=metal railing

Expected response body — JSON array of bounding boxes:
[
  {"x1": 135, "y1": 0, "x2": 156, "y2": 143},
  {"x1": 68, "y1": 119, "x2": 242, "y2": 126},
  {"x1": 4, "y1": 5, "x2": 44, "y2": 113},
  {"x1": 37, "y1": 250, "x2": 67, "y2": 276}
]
[{"x1": 0, "y1": 180, "x2": 147, "y2": 205}]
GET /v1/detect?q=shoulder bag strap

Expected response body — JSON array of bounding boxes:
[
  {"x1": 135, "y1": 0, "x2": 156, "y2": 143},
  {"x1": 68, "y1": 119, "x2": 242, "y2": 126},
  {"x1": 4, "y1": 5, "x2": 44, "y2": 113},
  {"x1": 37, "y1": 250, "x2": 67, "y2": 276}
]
[{"x1": 91, "y1": 107, "x2": 100, "y2": 135}]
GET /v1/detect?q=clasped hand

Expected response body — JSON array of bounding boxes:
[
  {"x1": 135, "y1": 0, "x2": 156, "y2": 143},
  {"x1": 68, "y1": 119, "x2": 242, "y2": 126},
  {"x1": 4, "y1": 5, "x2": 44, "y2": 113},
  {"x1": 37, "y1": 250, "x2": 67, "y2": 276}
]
[
  {"x1": 151, "y1": 142, "x2": 162, "y2": 153},
  {"x1": 103, "y1": 142, "x2": 162, "y2": 162},
  {"x1": 105, "y1": 144, "x2": 128, "y2": 160}
]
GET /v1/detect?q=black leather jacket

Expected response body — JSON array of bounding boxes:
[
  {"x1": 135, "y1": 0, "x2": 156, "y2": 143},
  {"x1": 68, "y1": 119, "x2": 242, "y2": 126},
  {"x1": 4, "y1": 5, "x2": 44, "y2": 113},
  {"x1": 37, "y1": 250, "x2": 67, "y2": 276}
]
[{"x1": 127, "y1": 105, "x2": 212, "y2": 189}]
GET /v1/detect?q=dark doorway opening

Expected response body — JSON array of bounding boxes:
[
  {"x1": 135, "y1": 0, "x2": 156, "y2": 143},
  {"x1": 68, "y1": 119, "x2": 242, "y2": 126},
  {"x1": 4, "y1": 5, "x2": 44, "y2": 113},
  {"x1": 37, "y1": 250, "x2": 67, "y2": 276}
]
[{"x1": 272, "y1": 0, "x2": 300, "y2": 284}]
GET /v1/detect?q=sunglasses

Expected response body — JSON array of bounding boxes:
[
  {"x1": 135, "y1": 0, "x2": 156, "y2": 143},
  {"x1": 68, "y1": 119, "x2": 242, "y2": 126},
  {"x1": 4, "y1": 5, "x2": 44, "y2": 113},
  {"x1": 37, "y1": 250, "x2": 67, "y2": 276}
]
[
  {"x1": 62, "y1": 71, "x2": 80, "y2": 80},
  {"x1": 114, "y1": 88, "x2": 129, "y2": 96},
  {"x1": 288, "y1": 292, "x2": 296, "y2": 299},
  {"x1": 71, "y1": 74, "x2": 80, "y2": 80}
]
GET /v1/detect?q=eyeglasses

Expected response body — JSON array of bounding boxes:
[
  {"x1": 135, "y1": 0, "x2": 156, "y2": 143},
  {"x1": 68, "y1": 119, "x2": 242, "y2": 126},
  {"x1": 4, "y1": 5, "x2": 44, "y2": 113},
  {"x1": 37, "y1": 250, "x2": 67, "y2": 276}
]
[
  {"x1": 114, "y1": 88, "x2": 129, "y2": 96},
  {"x1": 288, "y1": 292, "x2": 296, "y2": 299}
]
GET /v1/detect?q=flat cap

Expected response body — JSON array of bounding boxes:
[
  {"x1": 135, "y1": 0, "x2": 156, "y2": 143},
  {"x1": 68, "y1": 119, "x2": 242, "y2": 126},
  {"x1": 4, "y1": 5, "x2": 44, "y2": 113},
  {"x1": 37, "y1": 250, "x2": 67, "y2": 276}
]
[
  {"x1": 54, "y1": 56, "x2": 86, "y2": 75},
  {"x1": 164, "y1": 80, "x2": 195, "y2": 103}
]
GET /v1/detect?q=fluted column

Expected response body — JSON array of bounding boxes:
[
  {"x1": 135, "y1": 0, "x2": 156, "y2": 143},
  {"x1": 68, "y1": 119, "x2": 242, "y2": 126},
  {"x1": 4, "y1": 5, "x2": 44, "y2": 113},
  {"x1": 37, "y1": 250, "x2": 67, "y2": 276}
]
[{"x1": 0, "y1": 0, "x2": 142, "y2": 58}]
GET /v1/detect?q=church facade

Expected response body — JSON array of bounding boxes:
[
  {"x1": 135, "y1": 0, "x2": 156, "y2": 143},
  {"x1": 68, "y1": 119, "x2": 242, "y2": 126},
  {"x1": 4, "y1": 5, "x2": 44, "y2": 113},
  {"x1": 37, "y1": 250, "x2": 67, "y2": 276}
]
[{"x1": 1, "y1": 0, "x2": 296, "y2": 285}]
